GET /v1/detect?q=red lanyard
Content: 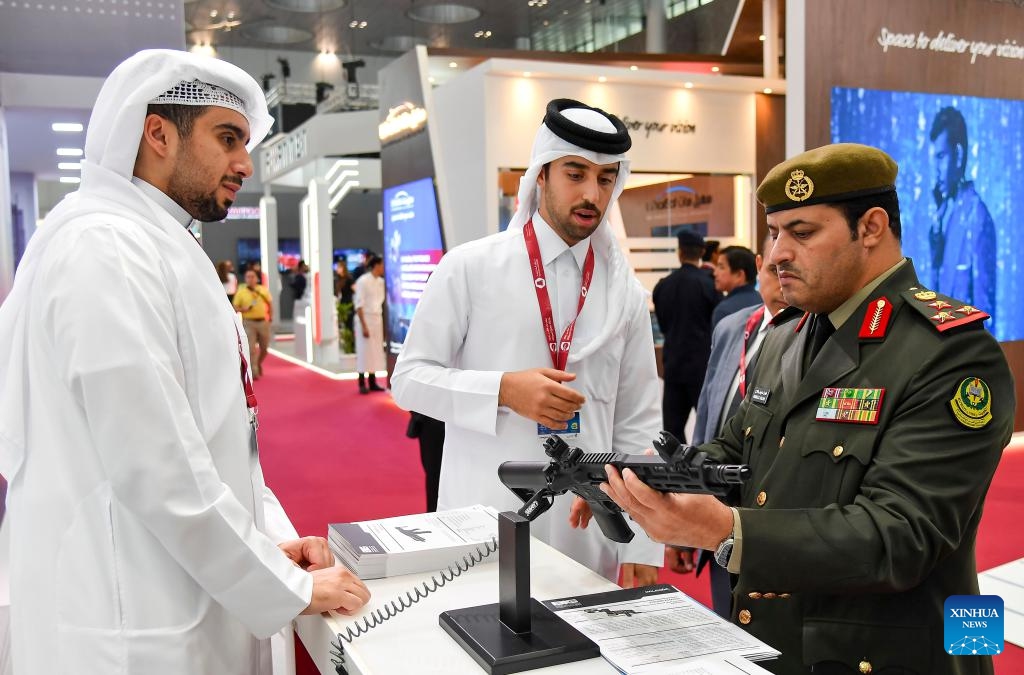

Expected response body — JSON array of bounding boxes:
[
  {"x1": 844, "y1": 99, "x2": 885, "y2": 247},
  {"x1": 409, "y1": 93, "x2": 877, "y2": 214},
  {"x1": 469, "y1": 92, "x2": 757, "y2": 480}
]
[
  {"x1": 523, "y1": 219, "x2": 595, "y2": 371},
  {"x1": 738, "y1": 305, "x2": 766, "y2": 398},
  {"x1": 235, "y1": 328, "x2": 258, "y2": 410}
]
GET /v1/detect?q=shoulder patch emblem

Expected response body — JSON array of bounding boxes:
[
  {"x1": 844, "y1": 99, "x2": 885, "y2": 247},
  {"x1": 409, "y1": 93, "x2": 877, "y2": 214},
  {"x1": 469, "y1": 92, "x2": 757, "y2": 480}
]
[
  {"x1": 950, "y1": 377, "x2": 993, "y2": 429},
  {"x1": 900, "y1": 288, "x2": 990, "y2": 332}
]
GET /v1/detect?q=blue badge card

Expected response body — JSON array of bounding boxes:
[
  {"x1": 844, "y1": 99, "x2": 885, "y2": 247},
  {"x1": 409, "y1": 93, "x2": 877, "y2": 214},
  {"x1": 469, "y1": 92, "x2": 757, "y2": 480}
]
[
  {"x1": 944, "y1": 595, "x2": 1003, "y2": 656},
  {"x1": 538, "y1": 411, "x2": 581, "y2": 436}
]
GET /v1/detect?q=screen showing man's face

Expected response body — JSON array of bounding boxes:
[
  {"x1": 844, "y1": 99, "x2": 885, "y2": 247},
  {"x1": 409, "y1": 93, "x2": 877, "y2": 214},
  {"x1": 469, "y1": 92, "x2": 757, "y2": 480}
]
[{"x1": 932, "y1": 130, "x2": 961, "y2": 202}]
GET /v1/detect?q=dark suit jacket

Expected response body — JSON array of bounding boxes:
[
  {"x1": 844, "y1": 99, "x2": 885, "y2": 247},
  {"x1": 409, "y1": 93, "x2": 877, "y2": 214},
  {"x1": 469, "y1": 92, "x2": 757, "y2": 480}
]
[
  {"x1": 653, "y1": 264, "x2": 718, "y2": 386},
  {"x1": 712, "y1": 283, "x2": 761, "y2": 328},
  {"x1": 705, "y1": 261, "x2": 1013, "y2": 675}
]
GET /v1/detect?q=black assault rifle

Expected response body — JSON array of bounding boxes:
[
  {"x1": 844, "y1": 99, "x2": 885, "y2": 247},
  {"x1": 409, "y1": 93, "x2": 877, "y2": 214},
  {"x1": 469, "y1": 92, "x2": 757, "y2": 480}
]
[{"x1": 498, "y1": 432, "x2": 751, "y2": 544}]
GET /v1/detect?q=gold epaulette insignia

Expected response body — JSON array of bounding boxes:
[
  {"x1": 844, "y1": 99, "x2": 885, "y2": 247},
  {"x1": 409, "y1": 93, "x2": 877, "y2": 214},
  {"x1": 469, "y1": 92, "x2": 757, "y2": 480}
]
[{"x1": 900, "y1": 288, "x2": 989, "y2": 333}]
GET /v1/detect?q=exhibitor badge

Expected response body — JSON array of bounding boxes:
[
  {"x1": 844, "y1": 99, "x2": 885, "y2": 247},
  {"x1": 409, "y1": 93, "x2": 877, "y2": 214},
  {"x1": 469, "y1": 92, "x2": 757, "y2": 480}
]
[{"x1": 944, "y1": 595, "x2": 1003, "y2": 656}]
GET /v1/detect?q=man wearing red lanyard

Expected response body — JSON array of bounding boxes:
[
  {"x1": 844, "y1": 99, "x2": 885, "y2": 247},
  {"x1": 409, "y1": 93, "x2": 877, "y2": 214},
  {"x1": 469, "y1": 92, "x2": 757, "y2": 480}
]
[{"x1": 393, "y1": 99, "x2": 663, "y2": 585}]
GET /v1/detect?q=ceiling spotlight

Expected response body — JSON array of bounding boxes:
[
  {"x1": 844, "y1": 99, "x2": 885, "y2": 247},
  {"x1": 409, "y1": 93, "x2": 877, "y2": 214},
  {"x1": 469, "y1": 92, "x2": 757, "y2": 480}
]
[
  {"x1": 56, "y1": 148, "x2": 83, "y2": 156},
  {"x1": 527, "y1": 0, "x2": 548, "y2": 6},
  {"x1": 428, "y1": 76, "x2": 436, "y2": 83},
  {"x1": 474, "y1": 30, "x2": 492, "y2": 38},
  {"x1": 711, "y1": 66, "x2": 720, "y2": 72},
  {"x1": 51, "y1": 122, "x2": 83, "y2": 132},
  {"x1": 209, "y1": 9, "x2": 217, "y2": 18},
  {"x1": 629, "y1": 65, "x2": 638, "y2": 71},
  {"x1": 598, "y1": 76, "x2": 607, "y2": 83},
  {"x1": 448, "y1": 61, "x2": 458, "y2": 68},
  {"x1": 684, "y1": 82, "x2": 694, "y2": 89},
  {"x1": 763, "y1": 87, "x2": 773, "y2": 94},
  {"x1": 759, "y1": 34, "x2": 766, "y2": 41},
  {"x1": 349, "y1": 19, "x2": 367, "y2": 28}
]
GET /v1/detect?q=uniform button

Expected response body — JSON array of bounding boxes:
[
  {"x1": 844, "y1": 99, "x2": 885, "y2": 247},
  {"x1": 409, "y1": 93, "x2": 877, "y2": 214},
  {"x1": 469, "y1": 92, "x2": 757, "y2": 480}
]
[
  {"x1": 833, "y1": 445, "x2": 844, "y2": 457},
  {"x1": 780, "y1": 593, "x2": 791, "y2": 599},
  {"x1": 744, "y1": 426, "x2": 752, "y2": 438},
  {"x1": 748, "y1": 592, "x2": 762, "y2": 599},
  {"x1": 858, "y1": 660, "x2": 872, "y2": 674},
  {"x1": 756, "y1": 491, "x2": 767, "y2": 506},
  {"x1": 738, "y1": 609, "x2": 752, "y2": 625},
  {"x1": 763, "y1": 592, "x2": 777, "y2": 599},
  {"x1": 779, "y1": 436, "x2": 785, "y2": 448}
]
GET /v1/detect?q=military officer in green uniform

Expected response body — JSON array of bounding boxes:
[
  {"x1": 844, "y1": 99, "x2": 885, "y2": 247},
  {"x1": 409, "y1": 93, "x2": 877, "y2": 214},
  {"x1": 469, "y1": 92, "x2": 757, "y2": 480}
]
[{"x1": 597, "y1": 143, "x2": 1015, "y2": 674}]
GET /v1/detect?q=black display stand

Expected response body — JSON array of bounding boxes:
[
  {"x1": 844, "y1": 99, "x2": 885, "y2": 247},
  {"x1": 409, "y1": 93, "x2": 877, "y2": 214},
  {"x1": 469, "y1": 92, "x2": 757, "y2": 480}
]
[{"x1": 439, "y1": 512, "x2": 600, "y2": 675}]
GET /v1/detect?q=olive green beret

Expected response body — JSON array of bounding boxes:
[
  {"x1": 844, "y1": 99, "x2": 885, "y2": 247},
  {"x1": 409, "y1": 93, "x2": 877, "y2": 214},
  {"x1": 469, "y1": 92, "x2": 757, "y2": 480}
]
[{"x1": 756, "y1": 143, "x2": 898, "y2": 214}]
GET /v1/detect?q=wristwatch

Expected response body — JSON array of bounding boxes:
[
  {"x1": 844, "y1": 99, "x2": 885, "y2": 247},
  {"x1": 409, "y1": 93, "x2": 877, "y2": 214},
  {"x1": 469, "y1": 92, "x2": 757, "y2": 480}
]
[{"x1": 714, "y1": 530, "x2": 735, "y2": 569}]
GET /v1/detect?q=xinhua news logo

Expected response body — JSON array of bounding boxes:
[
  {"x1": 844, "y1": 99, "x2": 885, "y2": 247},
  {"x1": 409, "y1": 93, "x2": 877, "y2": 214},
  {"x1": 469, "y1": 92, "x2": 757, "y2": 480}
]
[{"x1": 944, "y1": 595, "x2": 1003, "y2": 656}]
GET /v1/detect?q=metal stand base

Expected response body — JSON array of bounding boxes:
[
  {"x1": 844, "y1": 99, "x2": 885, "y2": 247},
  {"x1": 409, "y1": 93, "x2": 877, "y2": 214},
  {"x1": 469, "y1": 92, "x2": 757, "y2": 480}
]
[
  {"x1": 439, "y1": 512, "x2": 599, "y2": 674},
  {"x1": 439, "y1": 599, "x2": 599, "y2": 675}
]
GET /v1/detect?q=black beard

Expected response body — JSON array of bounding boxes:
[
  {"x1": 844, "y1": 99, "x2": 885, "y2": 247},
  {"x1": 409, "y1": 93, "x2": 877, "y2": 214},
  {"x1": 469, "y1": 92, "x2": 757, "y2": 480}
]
[{"x1": 184, "y1": 192, "x2": 231, "y2": 222}]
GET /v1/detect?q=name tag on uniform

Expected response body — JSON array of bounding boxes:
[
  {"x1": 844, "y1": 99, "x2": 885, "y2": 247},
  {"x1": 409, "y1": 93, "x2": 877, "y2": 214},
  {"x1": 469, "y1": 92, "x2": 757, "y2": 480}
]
[
  {"x1": 816, "y1": 387, "x2": 885, "y2": 424},
  {"x1": 538, "y1": 411, "x2": 581, "y2": 436},
  {"x1": 752, "y1": 387, "x2": 771, "y2": 405}
]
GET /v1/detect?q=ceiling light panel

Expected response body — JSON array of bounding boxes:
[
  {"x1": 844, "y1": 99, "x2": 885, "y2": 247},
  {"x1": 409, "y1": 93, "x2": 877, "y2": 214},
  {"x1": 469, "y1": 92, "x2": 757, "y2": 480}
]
[
  {"x1": 407, "y1": 3, "x2": 480, "y2": 24},
  {"x1": 240, "y1": 24, "x2": 313, "y2": 44},
  {"x1": 264, "y1": 0, "x2": 347, "y2": 13}
]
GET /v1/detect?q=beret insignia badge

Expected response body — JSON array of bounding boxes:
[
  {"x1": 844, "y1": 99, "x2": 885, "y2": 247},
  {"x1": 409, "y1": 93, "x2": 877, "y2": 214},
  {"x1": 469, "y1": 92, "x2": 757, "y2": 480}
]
[{"x1": 784, "y1": 169, "x2": 814, "y2": 202}]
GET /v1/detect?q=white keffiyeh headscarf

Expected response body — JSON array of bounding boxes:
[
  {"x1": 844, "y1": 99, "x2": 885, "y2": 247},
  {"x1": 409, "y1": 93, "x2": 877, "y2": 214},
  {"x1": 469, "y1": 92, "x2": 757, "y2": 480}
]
[
  {"x1": 508, "y1": 99, "x2": 644, "y2": 364},
  {"x1": 0, "y1": 49, "x2": 272, "y2": 480}
]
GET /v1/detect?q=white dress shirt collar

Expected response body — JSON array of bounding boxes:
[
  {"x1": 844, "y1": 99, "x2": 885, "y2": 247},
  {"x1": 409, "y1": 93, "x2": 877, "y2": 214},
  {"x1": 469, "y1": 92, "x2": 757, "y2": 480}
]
[
  {"x1": 131, "y1": 177, "x2": 195, "y2": 229},
  {"x1": 532, "y1": 211, "x2": 592, "y2": 270}
]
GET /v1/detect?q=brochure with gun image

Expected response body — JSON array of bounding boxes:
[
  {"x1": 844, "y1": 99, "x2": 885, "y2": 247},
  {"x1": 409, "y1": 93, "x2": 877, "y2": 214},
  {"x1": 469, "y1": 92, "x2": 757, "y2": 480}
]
[
  {"x1": 543, "y1": 584, "x2": 778, "y2": 673},
  {"x1": 328, "y1": 504, "x2": 499, "y2": 579}
]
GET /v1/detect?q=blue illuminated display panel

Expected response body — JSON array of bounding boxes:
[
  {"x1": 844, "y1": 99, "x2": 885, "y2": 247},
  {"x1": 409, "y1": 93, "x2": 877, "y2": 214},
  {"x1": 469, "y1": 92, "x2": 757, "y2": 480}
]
[
  {"x1": 832, "y1": 86, "x2": 1024, "y2": 341},
  {"x1": 382, "y1": 176, "x2": 445, "y2": 354}
]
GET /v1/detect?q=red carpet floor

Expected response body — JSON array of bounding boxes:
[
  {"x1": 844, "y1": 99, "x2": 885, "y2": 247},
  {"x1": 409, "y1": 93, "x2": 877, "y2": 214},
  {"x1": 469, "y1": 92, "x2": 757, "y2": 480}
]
[{"x1": 253, "y1": 354, "x2": 1024, "y2": 674}]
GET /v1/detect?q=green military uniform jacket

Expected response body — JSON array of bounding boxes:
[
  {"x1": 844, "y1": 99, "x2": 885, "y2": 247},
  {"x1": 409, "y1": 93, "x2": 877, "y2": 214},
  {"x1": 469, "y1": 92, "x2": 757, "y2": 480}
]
[{"x1": 706, "y1": 260, "x2": 1014, "y2": 675}]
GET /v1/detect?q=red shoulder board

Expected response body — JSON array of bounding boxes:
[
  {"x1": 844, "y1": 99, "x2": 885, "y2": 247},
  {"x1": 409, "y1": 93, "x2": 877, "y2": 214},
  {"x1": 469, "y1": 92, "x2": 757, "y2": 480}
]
[
  {"x1": 859, "y1": 296, "x2": 893, "y2": 340},
  {"x1": 899, "y1": 287, "x2": 990, "y2": 333}
]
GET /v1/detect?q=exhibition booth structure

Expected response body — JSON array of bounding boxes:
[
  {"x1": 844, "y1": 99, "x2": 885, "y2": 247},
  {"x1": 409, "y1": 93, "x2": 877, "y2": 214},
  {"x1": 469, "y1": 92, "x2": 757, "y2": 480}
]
[
  {"x1": 249, "y1": 52, "x2": 786, "y2": 371},
  {"x1": 258, "y1": 110, "x2": 381, "y2": 371},
  {"x1": 428, "y1": 57, "x2": 786, "y2": 295}
]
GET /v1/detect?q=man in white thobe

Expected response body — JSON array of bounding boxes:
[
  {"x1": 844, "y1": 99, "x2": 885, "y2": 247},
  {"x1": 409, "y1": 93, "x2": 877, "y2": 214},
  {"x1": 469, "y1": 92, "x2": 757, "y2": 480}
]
[
  {"x1": 392, "y1": 99, "x2": 663, "y2": 583},
  {"x1": 354, "y1": 254, "x2": 387, "y2": 393},
  {"x1": 0, "y1": 50, "x2": 368, "y2": 675}
]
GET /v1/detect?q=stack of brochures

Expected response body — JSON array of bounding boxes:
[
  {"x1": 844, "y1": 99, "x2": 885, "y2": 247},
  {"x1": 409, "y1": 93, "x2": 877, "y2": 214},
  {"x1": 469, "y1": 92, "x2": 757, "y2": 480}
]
[
  {"x1": 543, "y1": 584, "x2": 779, "y2": 674},
  {"x1": 328, "y1": 505, "x2": 499, "y2": 579}
]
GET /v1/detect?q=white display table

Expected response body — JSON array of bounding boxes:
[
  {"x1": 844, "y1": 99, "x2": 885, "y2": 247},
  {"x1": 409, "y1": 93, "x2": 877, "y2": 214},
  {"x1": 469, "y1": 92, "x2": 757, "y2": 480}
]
[{"x1": 294, "y1": 537, "x2": 621, "y2": 675}]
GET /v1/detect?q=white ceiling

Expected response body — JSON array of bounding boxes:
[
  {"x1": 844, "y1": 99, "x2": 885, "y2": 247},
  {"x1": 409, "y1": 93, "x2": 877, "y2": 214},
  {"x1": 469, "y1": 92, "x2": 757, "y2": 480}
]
[
  {"x1": 5, "y1": 107, "x2": 92, "y2": 181},
  {"x1": 1, "y1": 0, "x2": 746, "y2": 183}
]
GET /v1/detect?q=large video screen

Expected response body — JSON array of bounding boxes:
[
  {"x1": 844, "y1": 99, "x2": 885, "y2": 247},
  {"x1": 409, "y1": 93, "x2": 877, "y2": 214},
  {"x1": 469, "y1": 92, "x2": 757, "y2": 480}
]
[
  {"x1": 382, "y1": 176, "x2": 445, "y2": 354},
  {"x1": 831, "y1": 86, "x2": 1024, "y2": 341}
]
